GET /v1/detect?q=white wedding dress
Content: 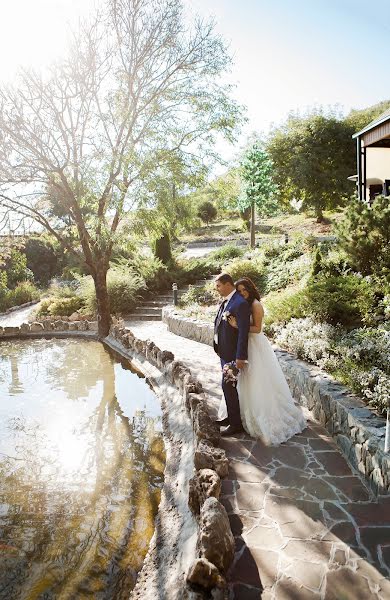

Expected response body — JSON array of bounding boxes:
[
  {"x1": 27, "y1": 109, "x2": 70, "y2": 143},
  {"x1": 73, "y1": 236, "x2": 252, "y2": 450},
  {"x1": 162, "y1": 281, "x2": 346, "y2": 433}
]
[{"x1": 218, "y1": 325, "x2": 306, "y2": 446}]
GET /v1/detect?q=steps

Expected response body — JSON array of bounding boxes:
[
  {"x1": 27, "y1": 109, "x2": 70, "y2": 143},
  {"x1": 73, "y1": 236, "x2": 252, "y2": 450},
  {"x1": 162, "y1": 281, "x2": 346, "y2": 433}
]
[{"x1": 123, "y1": 278, "x2": 215, "y2": 322}]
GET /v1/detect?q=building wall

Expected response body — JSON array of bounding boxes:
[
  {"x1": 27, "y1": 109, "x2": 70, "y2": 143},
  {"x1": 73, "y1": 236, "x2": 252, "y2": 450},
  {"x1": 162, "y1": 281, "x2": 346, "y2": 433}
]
[{"x1": 365, "y1": 147, "x2": 390, "y2": 197}]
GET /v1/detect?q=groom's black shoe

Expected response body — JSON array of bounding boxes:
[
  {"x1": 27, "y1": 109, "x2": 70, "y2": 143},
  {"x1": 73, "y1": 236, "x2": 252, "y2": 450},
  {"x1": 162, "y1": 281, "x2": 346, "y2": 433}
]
[
  {"x1": 214, "y1": 418, "x2": 229, "y2": 427},
  {"x1": 221, "y1": 425, "x2": 245, "y2": 437}
]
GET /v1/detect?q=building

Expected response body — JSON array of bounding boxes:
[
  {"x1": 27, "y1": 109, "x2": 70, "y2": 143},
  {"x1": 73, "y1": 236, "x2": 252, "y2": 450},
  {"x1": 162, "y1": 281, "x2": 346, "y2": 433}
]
[{"x1": 352, "y1": 108, "x2": 390, "y2": 202}]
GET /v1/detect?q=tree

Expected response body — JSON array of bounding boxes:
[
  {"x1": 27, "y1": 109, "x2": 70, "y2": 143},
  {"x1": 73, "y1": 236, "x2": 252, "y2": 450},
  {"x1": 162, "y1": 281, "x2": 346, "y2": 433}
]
[
  {"x1": 238, "y1": 142, "x2": 278, "y2": 248},
  {"x1": 266, "y1": 111, "x2": 356, "y2": 222},
  {"x1": 345, "y1": 99, "x2": 390, "y2": 134},
  {"x1": 0, "y1": 0, "x2": 243, "y2": 336},
  {"x1": 197, "y1": 200, "x2": 217, "y2": 226}
]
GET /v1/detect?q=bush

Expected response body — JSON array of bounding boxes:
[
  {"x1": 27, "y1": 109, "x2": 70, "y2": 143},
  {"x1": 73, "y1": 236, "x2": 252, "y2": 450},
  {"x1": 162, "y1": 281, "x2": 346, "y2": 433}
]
[
  {"x1": 4, "y1": 281, "x2": 40, "y2": 310},
  {"x1": 263, "y1": 286, "x2": 306, "y2": 327},
  {"x1": 303, "y1": 274, "x2": 377, "y2": 327},
  {"x1": 78, "y1": 266, "x2": 146, "y2": 315},
  {"x1": 24, "y1": 237, "x2": 61, "y2": 285},
  {"x1": 47, "y1": 296, "x2": 85, "y2": 316},
  {"x1": 337, "y1": 195, "x2": 390, "y2": 279},
  {"x1": 209, "y1": 244, "x2": 244, "y2": 261},
  {"x1": 180, "y1": 282, "x2": 219, "y2": 306},
  {"x1": 222, "y1": 258, "x2": 265, "y2": 290},
  {"x1": 127, "y1": 253, "x2": 171, "y2": 292},
  {"x1": 197, "y1": 201, "x2": 217, "y2": 225}
]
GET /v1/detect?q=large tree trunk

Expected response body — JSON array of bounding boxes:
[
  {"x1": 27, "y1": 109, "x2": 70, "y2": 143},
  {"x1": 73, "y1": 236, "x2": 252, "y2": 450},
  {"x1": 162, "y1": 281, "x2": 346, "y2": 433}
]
[
  {"x1": 250, "y1": 202, "x2": 256, "y2": 249},
  {"x1": 315, "y1": 205, "x2": 324, "y2": 223},
  {"x1": 93, "y1": 267, "x2": 111, "y2": 338}
]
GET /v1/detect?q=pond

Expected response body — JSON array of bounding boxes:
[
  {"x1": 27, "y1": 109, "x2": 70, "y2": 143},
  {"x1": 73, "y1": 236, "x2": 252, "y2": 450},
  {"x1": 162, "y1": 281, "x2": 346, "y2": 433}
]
[{"x1": 0, "y1": 338, "x2": 165, "y2": 599}]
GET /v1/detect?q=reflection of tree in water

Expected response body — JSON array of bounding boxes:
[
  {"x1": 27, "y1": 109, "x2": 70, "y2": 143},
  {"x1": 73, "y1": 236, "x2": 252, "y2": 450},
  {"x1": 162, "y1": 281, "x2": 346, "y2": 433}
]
[{"x1": 0, "y1": 342, "x2": 165, "y2": 600}]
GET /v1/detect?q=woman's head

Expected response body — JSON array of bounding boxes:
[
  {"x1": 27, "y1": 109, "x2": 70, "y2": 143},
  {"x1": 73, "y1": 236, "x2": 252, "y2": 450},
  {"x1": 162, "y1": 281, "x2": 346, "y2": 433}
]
[{"x1": 235, "y1": 277, "x2": 261, "y2": 304}]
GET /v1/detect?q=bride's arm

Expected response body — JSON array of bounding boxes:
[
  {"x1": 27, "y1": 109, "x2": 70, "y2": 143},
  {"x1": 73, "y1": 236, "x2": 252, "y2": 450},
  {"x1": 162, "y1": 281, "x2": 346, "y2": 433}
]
[
  {"x1": 249, "y1": 301, "x2": 263, "y2": 333},
  {"x1": 227, "y1": 301, "x2": 264, "y2": 333}
]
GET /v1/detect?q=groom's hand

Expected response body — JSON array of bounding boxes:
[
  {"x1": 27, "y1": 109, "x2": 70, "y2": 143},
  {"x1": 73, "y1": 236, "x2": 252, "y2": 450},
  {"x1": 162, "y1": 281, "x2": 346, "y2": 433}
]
[{"x1": 236, "y1": 359, "x2": 246, "y2": 369}]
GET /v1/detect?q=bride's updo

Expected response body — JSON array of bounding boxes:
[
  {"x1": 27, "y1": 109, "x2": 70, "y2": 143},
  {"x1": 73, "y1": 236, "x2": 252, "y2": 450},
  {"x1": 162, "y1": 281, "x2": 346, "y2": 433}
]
[{"x1": 235, "y1": 277, "x2": 261, "y2": 305}]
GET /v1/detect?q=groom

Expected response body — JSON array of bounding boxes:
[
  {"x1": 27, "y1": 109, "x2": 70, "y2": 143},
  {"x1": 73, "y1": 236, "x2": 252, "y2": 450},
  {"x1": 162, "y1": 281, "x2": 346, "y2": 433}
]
[{"x1": 213, "y1": 273, "x2": 250, "y2": 436}]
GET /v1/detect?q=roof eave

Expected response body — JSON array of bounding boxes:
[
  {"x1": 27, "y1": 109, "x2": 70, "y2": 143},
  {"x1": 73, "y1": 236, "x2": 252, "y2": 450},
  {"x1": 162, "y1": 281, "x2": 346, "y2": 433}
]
[{"x1": 352, "y1": 114, "x2": 390, "y2": 139}]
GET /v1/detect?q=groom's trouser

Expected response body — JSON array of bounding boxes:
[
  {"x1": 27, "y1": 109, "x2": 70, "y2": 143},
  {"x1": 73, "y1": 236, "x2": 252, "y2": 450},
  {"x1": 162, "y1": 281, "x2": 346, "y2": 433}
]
[{"x1": 221, "y1": 359, "x2": 242, "y2": 428}]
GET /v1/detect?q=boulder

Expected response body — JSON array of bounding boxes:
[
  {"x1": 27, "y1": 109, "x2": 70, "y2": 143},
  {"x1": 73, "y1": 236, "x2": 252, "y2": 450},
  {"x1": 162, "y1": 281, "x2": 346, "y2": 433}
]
[
  {"x1": 20, "y1": 323, "x2": 31, "y2": 333},
  {"x1": 194, "y1": 441, "x2": 229, "y2": 478},
  {"x1": 69, "y1": 312, "x2": 80, "y2": 321},
  {"x1": 198, "y1": 497, "x2": 234, "y2": 573},
  {"x1": 186, "y1": 558, "x2": 225, "y2": 590},
  {"x1": 29, "y1": 323, "x2": 44, "y2": 333},
  {"x1": 189, "y1": 469, "x2": 221, "y2": 515},
  {"x1": 192, "y1": 404, "x2": 220, "y2": 446},
  {"x1": 68, "y1": 322, "x2": 78, "y2": 331},
  {"x1": 87, "y1": 321, "x2": 98, "y2": 331}
]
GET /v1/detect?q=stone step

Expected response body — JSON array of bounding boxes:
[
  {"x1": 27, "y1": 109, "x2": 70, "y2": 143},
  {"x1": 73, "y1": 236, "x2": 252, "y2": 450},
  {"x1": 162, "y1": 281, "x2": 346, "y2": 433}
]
[
  {"x1": 123, "y1": 314, "x2": 162, "y2": 321},
  {"x1": 142, "y1": 300, "x2": 170, "y2": 307},
  {"x1": 133, "y1": 306, "x2": 162, "y2": 315}
]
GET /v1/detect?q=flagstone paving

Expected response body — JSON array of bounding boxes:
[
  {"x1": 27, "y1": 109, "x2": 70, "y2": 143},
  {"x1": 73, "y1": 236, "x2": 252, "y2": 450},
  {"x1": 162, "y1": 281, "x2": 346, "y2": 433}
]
[{"x1": 125, "y1": 320, "x2": 390, "y2": 600}]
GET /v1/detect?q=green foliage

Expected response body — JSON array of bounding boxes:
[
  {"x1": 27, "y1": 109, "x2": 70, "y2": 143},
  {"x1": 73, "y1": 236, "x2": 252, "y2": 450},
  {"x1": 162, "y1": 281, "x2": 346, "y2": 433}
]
[
  {"x1": 128, "y1": 253, "x2": 171, "y2": 291},
  {"x1": 209, "y1": 244, "x2": 244, "y2": 261},
  {"x1": 303, "y1": 274, "x2": 376, "y2": 327},
  {"x1": 238, "y1": 142, "x2": 278, "y2": 216},
  {"x1": 47, "y1": 296, "x2": 85, "y2": 316},
  {"x1": 336, "y1": 195, "x2": 390, "y2": 280},
  {"x1": 78, "y1": 266, "x2": 145, "y2": 315},
  {"x1": 180, "y1": 283, "x2": 219, "y2": 306},
  {"x1": 344, "y1": 100, "x2": 390, "y2": 134},
  {"x1": 266, "y1": 110, "x2": 356, "y2": 220},
  {"x1": 223, "y1": 258, "x2": 265, "y2": 290},
  {"x1": 4, "y1": 249, "x2": 33, "y2": 288},
  {"x1": 263, "y1": 287, "x2": 306, "y2": 327},
  {"x1": 0, "y1": 281, "x2": 40, "y2": 312},
  {"x1": 24, "y1": 237, "x2": 62, "y2": 285},
  {"x1": 197, "y1": 201, "x2": 218, "y2": 225},
  {"x1": 153, "y1": 233, "x2": 173, "y2": 265}
]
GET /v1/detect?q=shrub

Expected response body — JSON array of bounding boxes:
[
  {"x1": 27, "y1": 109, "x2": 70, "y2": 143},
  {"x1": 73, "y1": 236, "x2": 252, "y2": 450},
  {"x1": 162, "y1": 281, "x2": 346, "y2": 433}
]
[
  {"x1": 336, "y1": 195, "x2": 390, "y2": 279},
  {"x1": 47, "y1": 296, "x2": 85, "y2": 316},
  {"x1": 24, "y1": 237, "x2": 61, "y2": 285},
  {"x1": 263, "y1": 286, "x2": 306, "y2": 327},
  {"x1": 222, "y1": 258, "x2": 265, "y2": 290},
  {"x1": 153, "y1": 233, "x2": 172, "y2": 264},
  {"x1": 5, "y1": 281, "x2": 40, "y2": 309},
  {"x1": 180, "y1": 282, "x2": 219, "y2": 306},
  {"x1": 127, "y1": 254, "x2": 171, "y2": 291},
  {"x1": 303, "y1": 274, "x2": 377, "y2": 327},
  {"x1": 197, "y1": 201, "x2": 217, "y2": 225},
  {"x1": 78, "y1": 266, "x2": 145, "y2": 315},
  {"x1": 210, "y1": 244, "x2": 244, "y2": 261}
]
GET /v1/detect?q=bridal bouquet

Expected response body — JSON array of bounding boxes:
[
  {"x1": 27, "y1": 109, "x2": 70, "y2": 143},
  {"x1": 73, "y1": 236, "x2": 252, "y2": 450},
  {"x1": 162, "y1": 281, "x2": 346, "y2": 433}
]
[{"x1": 223, "y1": 361, "x2": 240, "y2": 387}]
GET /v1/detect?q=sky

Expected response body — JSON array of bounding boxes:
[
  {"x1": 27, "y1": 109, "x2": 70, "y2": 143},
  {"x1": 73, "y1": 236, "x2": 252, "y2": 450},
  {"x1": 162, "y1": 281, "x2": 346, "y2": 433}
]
[{"x1": 0, "y1": 0, "x2": 389, "y2": 153}]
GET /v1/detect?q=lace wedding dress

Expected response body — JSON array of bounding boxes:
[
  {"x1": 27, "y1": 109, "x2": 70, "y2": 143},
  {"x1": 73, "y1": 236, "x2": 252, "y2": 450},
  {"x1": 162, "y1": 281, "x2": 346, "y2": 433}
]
[{"x1": 218, "y1": 328, "x2": 306, "y2": 445}]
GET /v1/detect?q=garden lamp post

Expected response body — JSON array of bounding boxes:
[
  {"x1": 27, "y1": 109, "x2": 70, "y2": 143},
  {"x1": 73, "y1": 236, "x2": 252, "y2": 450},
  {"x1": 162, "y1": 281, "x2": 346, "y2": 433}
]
[{"x1": 172, "y1": 283, "x2": 178, "y2": 306}]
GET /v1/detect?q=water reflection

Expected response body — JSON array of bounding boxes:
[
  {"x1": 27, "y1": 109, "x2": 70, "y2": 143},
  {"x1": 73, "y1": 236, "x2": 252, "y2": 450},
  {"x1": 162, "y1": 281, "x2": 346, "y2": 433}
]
[{"x1": 0, "y1": 339, "x2": 165, "y2": 599}]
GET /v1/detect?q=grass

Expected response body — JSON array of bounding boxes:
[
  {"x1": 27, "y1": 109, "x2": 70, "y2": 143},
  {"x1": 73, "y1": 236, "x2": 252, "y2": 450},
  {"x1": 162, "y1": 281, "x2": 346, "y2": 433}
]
[{"x1": 178, "y1": 210, "x2": 345, "y2": 245}]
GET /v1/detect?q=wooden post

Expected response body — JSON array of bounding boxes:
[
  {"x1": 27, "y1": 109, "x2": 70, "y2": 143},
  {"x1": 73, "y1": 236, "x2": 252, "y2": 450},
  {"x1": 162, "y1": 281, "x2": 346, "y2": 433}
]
[{"x1": 250, "y1": 202, "x2": 256, "y2": 249}]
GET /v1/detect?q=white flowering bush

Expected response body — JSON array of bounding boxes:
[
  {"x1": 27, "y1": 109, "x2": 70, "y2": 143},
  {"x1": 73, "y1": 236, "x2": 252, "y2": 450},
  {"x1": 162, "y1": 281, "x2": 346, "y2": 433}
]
[{"x1": 271, "y1": 318, "x2": 390, "y2": 414}]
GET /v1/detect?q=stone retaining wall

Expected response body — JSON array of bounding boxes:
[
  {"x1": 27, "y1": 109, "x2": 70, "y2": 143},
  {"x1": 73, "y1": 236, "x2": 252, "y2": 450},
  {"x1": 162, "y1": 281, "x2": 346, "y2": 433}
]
[
  {"x1": 162, "y1": 306, "x2": 390, "y2": 496},
  {"x1": 0, "y1": 317, "x2": 234, "y2": 599}
]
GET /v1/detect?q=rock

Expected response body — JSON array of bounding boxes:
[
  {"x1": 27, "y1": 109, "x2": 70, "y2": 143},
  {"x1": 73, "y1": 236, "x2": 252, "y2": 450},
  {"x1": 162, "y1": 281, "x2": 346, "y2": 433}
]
[
  {"x1": 186, "y1": 558, "x2": 226, "y2": 590},
  {"x1": 42, "y1": 320, "x2": 53, "y2": 331},
  {"x1": 158, "y1": 350, "x2": 175, "y2": 366},
  {"x1": 194, "y1": 441, "x2": 229, "y2": 478},
  {"x1": 69, "y1": 312, "x2": 80, "y2": 321},
  {"x1": 29, "y1": 323, "x2": 44, "y2": 332},
  {"x1": 20, "y1": 323, "x2": 31, "y2": 333},
  {"x1": 87, "y1": 321, "x2": 98, "y2": 331},
  {"x1": 192, "y1": 404, "x2": 220, "y2": 447},
  {"x1": 198, "y1": 497, "x2": 234, "y2": 573},
  {"x1": 189, "y1": 469, "x2": 221, "y2": 515},
  {"x1": 68, "y1": 322, "x2": 78, "y2": 331}
]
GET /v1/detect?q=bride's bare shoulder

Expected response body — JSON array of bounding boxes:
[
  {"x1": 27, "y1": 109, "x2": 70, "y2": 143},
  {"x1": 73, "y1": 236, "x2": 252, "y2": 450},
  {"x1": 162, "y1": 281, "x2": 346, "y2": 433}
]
[{"x1": 252, "y1": 299, "x2": 264, "y2": 315}]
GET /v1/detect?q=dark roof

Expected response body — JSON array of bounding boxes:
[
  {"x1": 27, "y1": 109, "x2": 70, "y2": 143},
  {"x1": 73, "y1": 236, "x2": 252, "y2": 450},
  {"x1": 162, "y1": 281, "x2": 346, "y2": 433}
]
[{"x1": 353, "y1": 107, "x2": 390, "y2": 139}]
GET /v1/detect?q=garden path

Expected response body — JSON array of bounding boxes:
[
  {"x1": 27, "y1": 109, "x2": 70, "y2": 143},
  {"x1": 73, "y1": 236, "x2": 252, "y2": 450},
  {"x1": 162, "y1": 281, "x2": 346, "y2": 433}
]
[{"x1": 125, "y1": 319, "x2": 390, "y2": 600}]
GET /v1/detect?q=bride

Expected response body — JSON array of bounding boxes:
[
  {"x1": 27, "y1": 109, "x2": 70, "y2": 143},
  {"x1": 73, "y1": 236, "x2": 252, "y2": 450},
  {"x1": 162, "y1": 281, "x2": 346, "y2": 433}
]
[{"x1": 219, "y1": 277, "x2": 306, "y2": 446}]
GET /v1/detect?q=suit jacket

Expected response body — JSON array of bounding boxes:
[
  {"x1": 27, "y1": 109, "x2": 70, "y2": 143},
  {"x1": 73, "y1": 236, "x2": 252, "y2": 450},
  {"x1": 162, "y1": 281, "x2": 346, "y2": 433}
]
[{"x1": 213, "y1": 291, "x2": 250, "y2": 362}]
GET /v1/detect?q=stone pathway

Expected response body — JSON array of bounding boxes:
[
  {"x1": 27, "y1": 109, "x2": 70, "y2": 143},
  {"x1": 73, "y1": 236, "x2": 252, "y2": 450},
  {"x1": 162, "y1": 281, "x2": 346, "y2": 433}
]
[{"x1": 125, "y1": 320, "x2": 390, "y2": 600}]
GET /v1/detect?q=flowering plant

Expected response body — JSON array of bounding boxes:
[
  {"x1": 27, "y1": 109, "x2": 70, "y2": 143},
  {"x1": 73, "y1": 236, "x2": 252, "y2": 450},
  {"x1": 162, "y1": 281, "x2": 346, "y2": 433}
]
[{"x1": 223, "y1": 361, "x2": 240, "y2": 387}]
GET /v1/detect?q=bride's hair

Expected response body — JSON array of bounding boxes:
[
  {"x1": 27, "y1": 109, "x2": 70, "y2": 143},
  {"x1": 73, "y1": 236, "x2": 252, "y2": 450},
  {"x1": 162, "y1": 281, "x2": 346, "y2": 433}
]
[{"x1": 235, "y1": 277, "x2": 261, "y2": 304}]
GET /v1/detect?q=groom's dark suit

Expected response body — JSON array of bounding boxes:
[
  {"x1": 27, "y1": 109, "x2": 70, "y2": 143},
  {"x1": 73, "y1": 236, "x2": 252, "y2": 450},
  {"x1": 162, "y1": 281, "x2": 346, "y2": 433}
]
[{"x1": 214, "y1": 291, "x2": 250, "y2": 428}]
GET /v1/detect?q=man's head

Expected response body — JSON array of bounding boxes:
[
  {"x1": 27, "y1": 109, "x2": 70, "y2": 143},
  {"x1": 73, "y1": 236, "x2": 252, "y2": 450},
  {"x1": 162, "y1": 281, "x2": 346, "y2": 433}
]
[{"x1": 215, "y1": 273, "x2": 235, "y2": 298}]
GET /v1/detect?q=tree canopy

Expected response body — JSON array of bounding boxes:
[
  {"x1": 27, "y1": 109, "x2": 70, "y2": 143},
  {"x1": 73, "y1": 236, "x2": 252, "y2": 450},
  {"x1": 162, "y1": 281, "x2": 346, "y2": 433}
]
[{"x1": 0, "y1": 0, "x2": 244, "y2": 334}]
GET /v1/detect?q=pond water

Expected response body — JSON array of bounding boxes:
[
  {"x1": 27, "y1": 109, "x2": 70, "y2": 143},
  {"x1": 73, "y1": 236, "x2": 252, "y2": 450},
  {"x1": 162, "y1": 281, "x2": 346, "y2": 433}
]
[{"x1": 0, "y1": 338, "x2": 165, "y2": 600}]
